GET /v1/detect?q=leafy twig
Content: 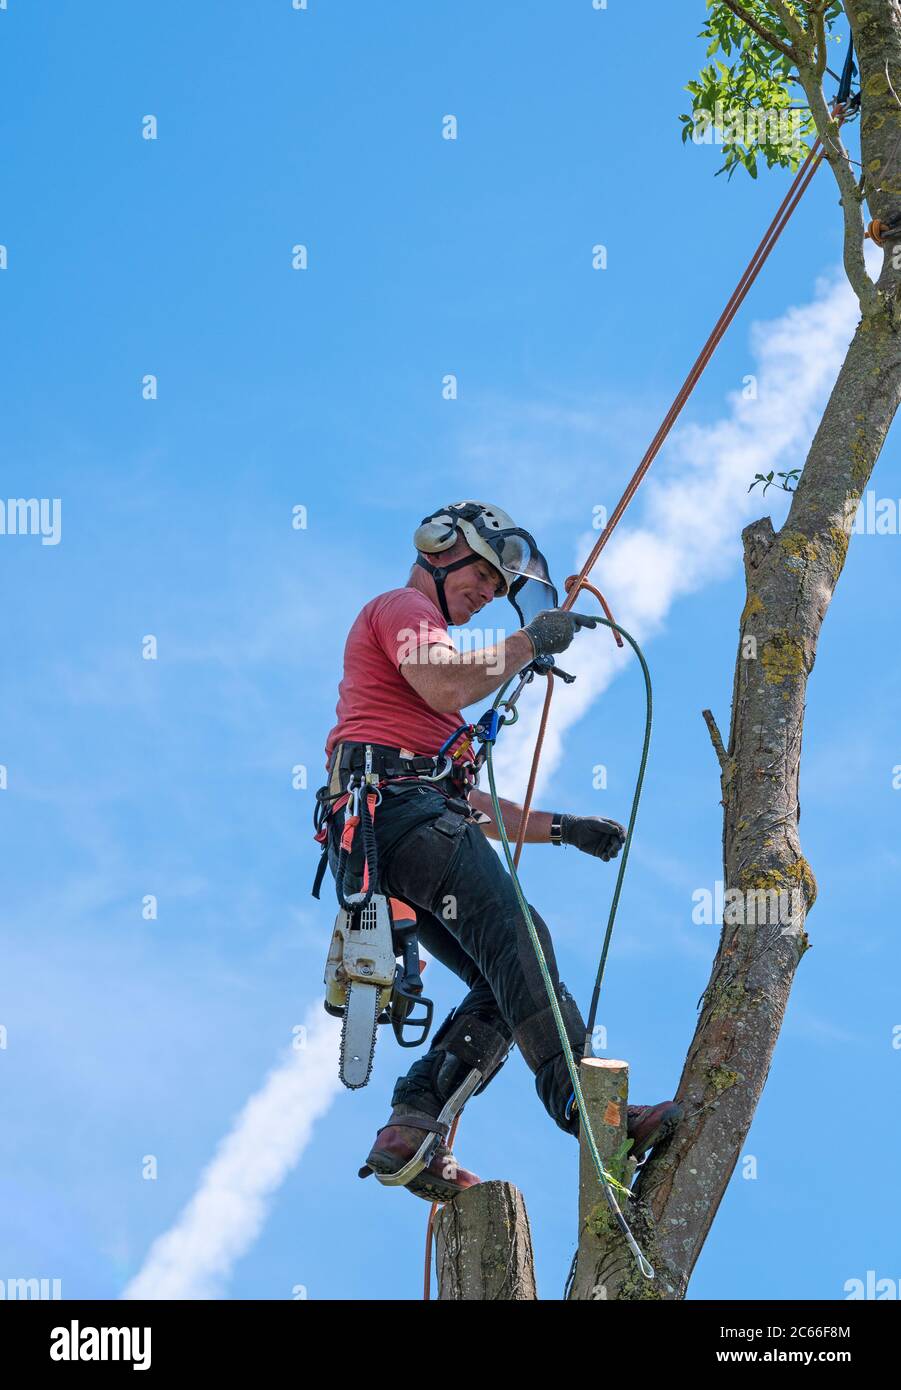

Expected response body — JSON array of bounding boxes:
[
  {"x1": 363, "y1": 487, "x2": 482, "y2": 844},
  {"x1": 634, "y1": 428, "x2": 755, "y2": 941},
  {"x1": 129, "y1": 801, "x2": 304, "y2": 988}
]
[{"x1": 748, "y1": 468, "x2": 802, "y2": 494}]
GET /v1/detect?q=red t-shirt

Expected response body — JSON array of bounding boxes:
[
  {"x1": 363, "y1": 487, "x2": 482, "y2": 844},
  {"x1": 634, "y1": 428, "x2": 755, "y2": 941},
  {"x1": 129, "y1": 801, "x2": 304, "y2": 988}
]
[{"x1": 323, "y1": 588, "x2": 465, "y2": 768}]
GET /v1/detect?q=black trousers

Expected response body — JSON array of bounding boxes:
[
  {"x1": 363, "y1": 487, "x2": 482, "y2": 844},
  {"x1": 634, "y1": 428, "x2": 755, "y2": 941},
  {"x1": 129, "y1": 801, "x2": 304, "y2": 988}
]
[{"x1": 326, "y1": 781, "x2": 583, "y2": 1135}]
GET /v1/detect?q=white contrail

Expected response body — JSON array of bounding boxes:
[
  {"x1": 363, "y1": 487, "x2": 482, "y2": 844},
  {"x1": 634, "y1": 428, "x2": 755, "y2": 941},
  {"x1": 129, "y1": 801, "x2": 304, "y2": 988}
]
[
  {"x1": 122, "y1": 1003, "x2": 340, "y2": 1300},
  {"x1": 494, "y1": 265, "x2": 862, "y2": 798}
]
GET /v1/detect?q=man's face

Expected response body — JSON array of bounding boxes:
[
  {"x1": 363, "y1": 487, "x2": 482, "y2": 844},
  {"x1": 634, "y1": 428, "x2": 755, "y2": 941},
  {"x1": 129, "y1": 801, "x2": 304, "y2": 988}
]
[{"x1": 442, "y1": 545, "x2": 502, "y2": 624}]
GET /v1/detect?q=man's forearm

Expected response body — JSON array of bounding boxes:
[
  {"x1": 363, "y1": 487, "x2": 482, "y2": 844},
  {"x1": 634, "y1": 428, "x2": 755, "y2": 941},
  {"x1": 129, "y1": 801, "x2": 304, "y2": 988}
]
[
  {"x1": 414, "y1": 633, "x2": 533, "y2": 711},
  {"x1": 440, "y1": 630, "x2": 535, "y2": 708},
  {"x1": 468, "y1": 788, "x2": 552, "y2": 843}
]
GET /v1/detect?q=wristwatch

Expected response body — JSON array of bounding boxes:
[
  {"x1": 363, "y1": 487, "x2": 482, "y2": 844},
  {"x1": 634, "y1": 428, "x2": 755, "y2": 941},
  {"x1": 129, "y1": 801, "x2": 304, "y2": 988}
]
[{"x1": 550, "y1": 812, "x2": 564, "y2": 846}]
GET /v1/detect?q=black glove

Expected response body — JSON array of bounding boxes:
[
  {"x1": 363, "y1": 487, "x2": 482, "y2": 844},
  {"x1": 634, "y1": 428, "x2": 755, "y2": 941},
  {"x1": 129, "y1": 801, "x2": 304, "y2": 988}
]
[
  {"x1": 523, "y1": 609, "x2": 600, "y2": 659},
  {"x1": 558, "y1": 813, "x2": 626, "y2": 862}
]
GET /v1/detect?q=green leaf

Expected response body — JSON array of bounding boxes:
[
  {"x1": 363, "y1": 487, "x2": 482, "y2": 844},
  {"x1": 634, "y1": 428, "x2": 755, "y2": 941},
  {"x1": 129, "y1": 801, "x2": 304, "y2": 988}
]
[{"x1": 681, "y1": 1, "x2": 842, "y2": 183}]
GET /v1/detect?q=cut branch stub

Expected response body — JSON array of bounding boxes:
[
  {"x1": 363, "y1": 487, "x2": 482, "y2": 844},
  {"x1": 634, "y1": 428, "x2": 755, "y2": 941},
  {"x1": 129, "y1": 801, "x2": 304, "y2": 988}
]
[
  {"x1": 433, "y1": 1180, "x2": 537, "y2": 1301},
  {"x1": 568, "y1": 1057, "x2": 639, "y2": 1301}
]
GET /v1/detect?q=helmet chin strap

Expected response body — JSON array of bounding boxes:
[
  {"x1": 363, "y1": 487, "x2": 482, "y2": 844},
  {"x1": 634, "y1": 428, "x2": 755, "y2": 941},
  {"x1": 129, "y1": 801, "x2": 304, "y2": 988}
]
[{"x1": 416, "y1": 553, "x2": 483, "y2": 624}]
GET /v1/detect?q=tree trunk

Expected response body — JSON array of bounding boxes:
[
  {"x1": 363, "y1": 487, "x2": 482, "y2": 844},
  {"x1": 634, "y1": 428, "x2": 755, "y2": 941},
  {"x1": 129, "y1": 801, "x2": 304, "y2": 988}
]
[
  {"x1": 579, "y1": 0, "x2": 901, "y2": 1299},
  {"x1": 434, "y1": 1181, "x2": 538, "y2": 1299}
]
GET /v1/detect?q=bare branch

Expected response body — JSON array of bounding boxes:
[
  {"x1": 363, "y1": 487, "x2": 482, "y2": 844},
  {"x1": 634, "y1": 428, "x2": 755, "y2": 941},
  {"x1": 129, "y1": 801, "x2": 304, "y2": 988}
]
[
  {"x1": 702, "y1": 709, "x2": 729, "y2": 773},
  {"x1": 801, "y1": 76, "x2": 879, "y2": 315},
  {"x1": 721, "y1": 0, "x2": 800, "y2": 62},
  {"x1": 811, "y1": 4, "x2": 828, "y2": 80}
]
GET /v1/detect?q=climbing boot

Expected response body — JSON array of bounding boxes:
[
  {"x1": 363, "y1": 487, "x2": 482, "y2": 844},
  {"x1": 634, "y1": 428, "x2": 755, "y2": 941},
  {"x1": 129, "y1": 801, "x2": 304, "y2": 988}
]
[
  {"x1": 358, "y1": 1106, "x2": 481, "y2": 1203},
  {"x1": 626, "y1": 1101, "x2": 682, "y2": 1162},
  {"x1": 565, "y1": 1094, "x2": 682, "y2": 1162}
]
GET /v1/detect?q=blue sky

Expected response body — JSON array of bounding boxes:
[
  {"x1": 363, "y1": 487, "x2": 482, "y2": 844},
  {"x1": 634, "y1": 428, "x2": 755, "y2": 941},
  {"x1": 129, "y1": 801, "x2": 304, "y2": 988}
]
[{"x1": 1, "y1": 1, "x2": 898, "y2": 1301}]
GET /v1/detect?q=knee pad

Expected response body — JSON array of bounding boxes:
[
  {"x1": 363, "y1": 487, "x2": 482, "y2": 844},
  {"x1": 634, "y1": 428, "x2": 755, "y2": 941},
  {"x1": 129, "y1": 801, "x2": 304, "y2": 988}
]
[
  {"x1": 512, "y1": 986, "x2": 586, "y2": 1075},
  {"x1": 432, "y1": 1010, "x2": 511, "y2": 1102}
]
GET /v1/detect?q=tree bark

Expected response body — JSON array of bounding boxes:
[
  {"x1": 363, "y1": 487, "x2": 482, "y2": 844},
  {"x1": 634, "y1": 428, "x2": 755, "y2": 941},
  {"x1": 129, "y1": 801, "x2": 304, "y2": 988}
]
[{"x1": 434, "y1": 1181, "x2": 538, "y2": 1300}]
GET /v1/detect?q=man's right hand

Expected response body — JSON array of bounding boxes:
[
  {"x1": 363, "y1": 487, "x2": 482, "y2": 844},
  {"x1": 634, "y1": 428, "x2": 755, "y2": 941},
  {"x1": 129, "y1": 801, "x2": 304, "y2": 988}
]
[{"x1": 523, "y1": 609, "x2": 600, "y2": 659}]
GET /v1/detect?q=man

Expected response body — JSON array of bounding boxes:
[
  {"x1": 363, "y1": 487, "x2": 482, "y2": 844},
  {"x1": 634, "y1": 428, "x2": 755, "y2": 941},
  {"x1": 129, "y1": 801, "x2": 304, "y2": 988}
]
[{"x1": 318, "y1": 501, "x2": 681, "y2": 1202}]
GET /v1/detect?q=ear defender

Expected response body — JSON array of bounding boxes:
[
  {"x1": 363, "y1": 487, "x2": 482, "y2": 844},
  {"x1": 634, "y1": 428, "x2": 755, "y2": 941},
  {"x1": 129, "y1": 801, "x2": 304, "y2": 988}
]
[{"x1": 412, "y1": 516, "x2": 459, "y2": 554}]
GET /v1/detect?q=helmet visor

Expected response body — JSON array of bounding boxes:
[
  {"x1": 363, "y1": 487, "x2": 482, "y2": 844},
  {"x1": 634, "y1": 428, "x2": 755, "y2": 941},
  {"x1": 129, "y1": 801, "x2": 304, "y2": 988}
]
[{"x1": 487, "y1": 528, "x2": 559, "y2": 627}]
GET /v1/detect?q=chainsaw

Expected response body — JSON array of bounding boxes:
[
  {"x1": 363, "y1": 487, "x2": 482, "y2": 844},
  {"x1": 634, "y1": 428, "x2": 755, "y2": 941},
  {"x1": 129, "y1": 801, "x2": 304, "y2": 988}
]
[{"x1": 323, "y1": 894, "x2": 434, "y2": 1088}]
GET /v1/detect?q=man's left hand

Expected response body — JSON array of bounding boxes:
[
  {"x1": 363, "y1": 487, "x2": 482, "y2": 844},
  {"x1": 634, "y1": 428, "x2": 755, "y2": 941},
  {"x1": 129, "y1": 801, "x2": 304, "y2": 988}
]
[{"x1": 559, "y1": 814, "x2": 626, "y2": 862}]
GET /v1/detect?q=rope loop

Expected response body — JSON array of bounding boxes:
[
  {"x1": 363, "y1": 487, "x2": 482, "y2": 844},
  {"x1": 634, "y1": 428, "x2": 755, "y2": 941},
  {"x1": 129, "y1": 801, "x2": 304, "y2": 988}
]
[
  {"x1": 865, "y1": 218, "x2": 889, "y2": 247},
  {"x1": 564, "y1": 575, "x2": 624, "y2": 648}
]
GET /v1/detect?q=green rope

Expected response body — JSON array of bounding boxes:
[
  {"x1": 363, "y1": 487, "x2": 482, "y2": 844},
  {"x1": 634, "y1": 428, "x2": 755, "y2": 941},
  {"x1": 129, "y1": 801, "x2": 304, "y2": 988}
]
[
  {"x1": 483, "y1": 615, "x2": 654, "y2": 1278},
  {"x1": 582, "y1": 619, "x2": 653, "y2": 1049}
]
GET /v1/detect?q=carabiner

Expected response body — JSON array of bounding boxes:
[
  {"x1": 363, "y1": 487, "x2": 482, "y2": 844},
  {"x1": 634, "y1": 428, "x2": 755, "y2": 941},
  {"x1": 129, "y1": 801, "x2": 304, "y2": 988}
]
[{"x1": 417, "y1": 755, "x2": 454, "y2": 783}]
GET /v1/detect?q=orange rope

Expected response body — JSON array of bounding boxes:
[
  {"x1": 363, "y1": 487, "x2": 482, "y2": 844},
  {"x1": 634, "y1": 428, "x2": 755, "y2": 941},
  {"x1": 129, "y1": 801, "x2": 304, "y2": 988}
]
[
  {"x1": 423, "y1": 110, "x2": 846, "y2": 1298},
  {"x1": 563, "y1": 577, "x2": 624, "y2": 648}
]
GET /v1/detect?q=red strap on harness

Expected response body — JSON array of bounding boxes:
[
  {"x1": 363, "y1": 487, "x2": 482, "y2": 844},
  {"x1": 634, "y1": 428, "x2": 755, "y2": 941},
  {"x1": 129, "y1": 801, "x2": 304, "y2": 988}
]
[
  {"x1": 336, "y1": 789, "x2": 379, "y2": 888},
  {"x1": 340, "y1": 814, "x2": 359, "y2": 851},
  {"x1": 314, "y1": 790, "x2": 351, "y2": 844}
]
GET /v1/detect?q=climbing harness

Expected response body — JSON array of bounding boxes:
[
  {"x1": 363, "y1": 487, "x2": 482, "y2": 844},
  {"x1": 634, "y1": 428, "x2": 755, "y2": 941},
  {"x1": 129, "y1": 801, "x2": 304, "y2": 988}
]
[
  {"x1": 312, "y1": 740, "x2": 472, "y2": 903},
  {"x1": 315, "y1": 732, "x2": 508, "y2": 1090}
]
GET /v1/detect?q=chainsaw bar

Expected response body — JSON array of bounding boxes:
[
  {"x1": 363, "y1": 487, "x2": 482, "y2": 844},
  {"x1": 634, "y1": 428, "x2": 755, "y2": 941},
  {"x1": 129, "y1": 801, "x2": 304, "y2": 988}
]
[{"x1": 339, "y1": 980, "x2": 380, "y2": 1089}]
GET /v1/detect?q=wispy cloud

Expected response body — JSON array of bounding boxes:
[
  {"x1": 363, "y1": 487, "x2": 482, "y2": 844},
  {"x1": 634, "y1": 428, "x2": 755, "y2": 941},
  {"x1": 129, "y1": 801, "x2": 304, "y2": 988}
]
[
  {"x1": 122, "y1": 1004, "x2": 340, "y2": 1300},
  {"x1": 785, "y1": 1005, "x2": 860, "y2": 1046},
  {"x1": 493, "y1": 266, "x2": 862, "y2": 798}
]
